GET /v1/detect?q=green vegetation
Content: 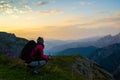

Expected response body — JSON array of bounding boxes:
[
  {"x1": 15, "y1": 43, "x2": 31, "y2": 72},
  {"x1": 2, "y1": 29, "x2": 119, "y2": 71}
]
[{"x1": 0, "y1": 55, "x2": 82, "y2": 80}]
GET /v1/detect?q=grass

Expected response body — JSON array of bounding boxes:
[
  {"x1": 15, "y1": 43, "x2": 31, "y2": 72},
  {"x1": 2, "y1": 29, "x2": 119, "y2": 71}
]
[{"x1": 0, "y1": 55, "x2": 83, "y2": 80}]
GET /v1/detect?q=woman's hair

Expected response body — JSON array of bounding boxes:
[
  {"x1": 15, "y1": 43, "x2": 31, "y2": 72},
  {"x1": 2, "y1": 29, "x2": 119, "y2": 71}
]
[{"x1": 37, "y1": 37, "x2": 44, "y2": 44}]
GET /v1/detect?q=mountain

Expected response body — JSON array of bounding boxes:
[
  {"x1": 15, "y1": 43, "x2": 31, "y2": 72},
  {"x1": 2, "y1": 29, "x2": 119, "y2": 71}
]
[
  {"x1": 56, "y1": 46, "x2": 97, "y2": 57},
  {"x1": 0, "y1": 55, "x2": 114, "y2": 80},
  {"x1": 45, "y1": 36, "x2": 100, "y2": 54},
  {"x1": 45, "y1": 36, "x2": 100, "y2": 49},
  {"x1": 48, "y1": 40, "x2": 95, "y2": 54},
  {"x1": 0, "y1": 32, "x2": 28, "y2": 56},
  {"x1": 89, "y1": 43, "x2": 120, "y2": 80},
  {"x1": 75, "y1": 36, "x2": 101, "y2": 42},
  {"x1": 93, "y1": 33, "x2": 120, "y2": 47},
  {"x1": 49, "y1": 33, "x2": 120, "y2": 54},
  {"x1": 44, "y1": 39, "x2": 73, "y2": 54}
]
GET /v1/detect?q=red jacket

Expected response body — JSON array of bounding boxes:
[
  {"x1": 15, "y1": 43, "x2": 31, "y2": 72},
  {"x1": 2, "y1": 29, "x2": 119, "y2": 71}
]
[{"x1": 30, "y1": 44, "x2": 49, "y2": 60}]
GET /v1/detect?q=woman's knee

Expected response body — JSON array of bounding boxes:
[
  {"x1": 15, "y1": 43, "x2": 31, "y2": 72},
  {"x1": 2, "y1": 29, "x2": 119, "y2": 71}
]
[{"x1": 39, "y1": 60, "x2": 47, "y2": 66}]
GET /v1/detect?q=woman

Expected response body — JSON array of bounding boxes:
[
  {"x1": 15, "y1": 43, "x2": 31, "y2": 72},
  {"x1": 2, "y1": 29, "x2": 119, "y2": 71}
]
[{"x1": 27, "y1": 37, "x2": 51, "y2": 74}]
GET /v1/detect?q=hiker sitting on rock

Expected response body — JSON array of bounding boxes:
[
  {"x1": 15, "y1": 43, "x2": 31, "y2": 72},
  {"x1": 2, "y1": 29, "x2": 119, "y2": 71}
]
[{"x1": 20, "y1": 37, "x2": 51, "y2": 74}]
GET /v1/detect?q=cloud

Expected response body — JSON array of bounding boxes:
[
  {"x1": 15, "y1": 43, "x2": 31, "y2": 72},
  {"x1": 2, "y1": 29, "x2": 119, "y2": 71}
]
[
  {"x1": 91, "y1": 12, "x2": 120, "y2": 27},
  {"x1": 79, "y1": 1, "x2": 92, "y2": 5},
  {"x1": 61, "y1": 11, "x2": 120, "y2": 29},
  {"x1": 0, "y1": 0, "x2": 62, "y2": 16},
  {"x1": 37, "y1": 9, "x2": 64, "y2": 15},
  {"x1": 24, "y1": 5, "x2": 32, "y2": 12},
  {"x1": 0, "y1": 2, "x2": 13, "y2": 14},
  {"x1": 37, "y1": 1, "x2": 48, "y2": 6},
  {"x1": 94, "y1": 11, "x2": 110, "y2": 15},
  {"x1": 0, "y1": 1, "x2": 11, "y2": 10},
  {"x1": 9, "y1": 24, "x2": 120, "y2": 40},
  {"x1": 0, "y1": 5, "x2": 3, "y2": 10},
  {"x1": 51, "y1": 0, "x2": 56, "y2": 3},
  {"x1": 0, "y1": 0, "x2": 32, "y2": 15},
  {"x1": 0, "y1": 0, "x2": 11, "y2": 5}
]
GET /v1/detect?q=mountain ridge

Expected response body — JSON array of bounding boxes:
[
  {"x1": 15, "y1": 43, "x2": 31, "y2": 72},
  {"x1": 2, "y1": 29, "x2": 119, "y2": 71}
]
[
  {"x1": 89, "y1": 43, "x2": 120, "y2": 80},
  {"x1": 49, "y1": 32, "x2": 120, "y2": 54},
  {"x1": 0, "y1": 32, "x2": 28, "y2": 56},
  {"x1": 55, "y1": 46, "x2": 97, "y2": 57}
]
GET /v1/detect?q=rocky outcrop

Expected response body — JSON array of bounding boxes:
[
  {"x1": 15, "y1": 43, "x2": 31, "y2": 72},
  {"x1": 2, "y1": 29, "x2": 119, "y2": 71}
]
[
  {"x1": 72, "y1": 57, "x2": 114, "y2": 80},
  {"x1": 0, "y1": 32, "x2": 28, "y2": 56}
]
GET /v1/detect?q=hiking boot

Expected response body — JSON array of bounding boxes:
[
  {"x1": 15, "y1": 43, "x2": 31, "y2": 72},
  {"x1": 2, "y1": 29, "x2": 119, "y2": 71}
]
[{"x1": 31, "y1": 70, "x2": 39, "y2": 75}]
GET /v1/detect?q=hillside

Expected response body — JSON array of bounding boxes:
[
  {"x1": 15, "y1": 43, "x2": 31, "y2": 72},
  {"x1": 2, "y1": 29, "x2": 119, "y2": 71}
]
[
  {"x1": 0, "y1": 32, "x2": 28, "y2": 56},
  {"x1": 89, "y1": 43, "x2": 120, "y2": 80},
  {"x1": 0, "y1": 55, "x2": 114, "y2": 80}
]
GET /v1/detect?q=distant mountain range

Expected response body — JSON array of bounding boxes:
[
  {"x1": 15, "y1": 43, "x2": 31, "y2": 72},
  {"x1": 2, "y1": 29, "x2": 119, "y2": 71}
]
[
  {"x1": 56, "y1": 46, "x2": 97, "y2": 57},
  {"x1": 44, "y1": 39, "x2": 73, "y2": 54},
  {"x1": 89, "y1": 43, "x2": 120, "y2": 80},
  {"x1": 49, "y1": 33, "x2": 120, "y2": 54},
  {"x1": 44, "y1": 36, "x2": 100, "y2": 54},
  {"x1": 1, "y1": 32, "x2": 120, "y2": 56}
]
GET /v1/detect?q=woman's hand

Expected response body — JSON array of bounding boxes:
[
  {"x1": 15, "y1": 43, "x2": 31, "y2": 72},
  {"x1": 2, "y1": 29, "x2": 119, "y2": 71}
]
[{"x1": 48, "y1": 55, "x2": 52, "y2": 60}]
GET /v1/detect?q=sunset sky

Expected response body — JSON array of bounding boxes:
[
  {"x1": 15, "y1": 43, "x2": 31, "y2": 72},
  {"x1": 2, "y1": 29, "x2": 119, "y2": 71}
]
[{"x1": 0, "y1": 0, "x2": 120, "y2": 40}]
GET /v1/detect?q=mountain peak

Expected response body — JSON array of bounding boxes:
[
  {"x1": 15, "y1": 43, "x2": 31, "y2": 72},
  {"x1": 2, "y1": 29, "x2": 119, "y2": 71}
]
[
  {"x1": 115, "y1": 33, "x2": 120, "y2": 37},
  {"x1": 98, "y1": 34, "x2": 112, "y2": 41},
  {"x1": 105, "y1": 34, "x2": 112, "y2": 38}
]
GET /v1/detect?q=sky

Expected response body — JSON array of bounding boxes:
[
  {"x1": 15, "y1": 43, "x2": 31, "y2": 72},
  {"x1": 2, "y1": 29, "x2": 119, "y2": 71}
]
[{"x1": 0, "y1": 0, "x2": 120, "y2": 40}]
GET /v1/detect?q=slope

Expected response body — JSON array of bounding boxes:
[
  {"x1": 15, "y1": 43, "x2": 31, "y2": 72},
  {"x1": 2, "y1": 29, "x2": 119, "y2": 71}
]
[
  {"x1": 0, "y1": 32, "x2": 28, "y2": 56},
  {"x1": 0, "y1": 55, "x2": 114, "y2": 80},
  {"x1": 89, "y1": 43, "x2": 120, "y2": 80}
]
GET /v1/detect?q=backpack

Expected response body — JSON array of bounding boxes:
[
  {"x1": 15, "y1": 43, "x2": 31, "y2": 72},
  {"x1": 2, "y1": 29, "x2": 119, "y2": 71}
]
[{"x1": 20, "y1": 40, "x2": 37, "y2": 63}]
